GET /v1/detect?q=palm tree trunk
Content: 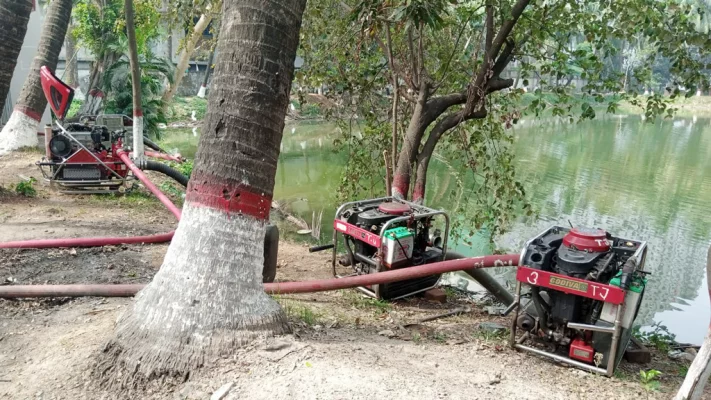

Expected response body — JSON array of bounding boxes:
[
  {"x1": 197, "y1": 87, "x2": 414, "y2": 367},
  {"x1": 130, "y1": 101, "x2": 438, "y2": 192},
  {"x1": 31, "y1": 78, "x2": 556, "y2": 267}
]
[
  {"x1": 162, "y1": 13, "x2": 212, "y2": 106},
  {"x1": 124, "y1": 0, "x2": 144, "y2": 165},
  {"x1": 196, "y1": 46, "x2": 215, "y2": 98},
  {"x1": 95, "y1": 0, "x2": 308, "y2": 391},
  {"x1": 0, "y1": 0, "x2": 32, "y2": 112},
  {"x1": 63, "y1": 23, "x2": 79, "y2": 88},
  {"x1": 0, "y1": 0, "x2": 72, "y2": 155}
]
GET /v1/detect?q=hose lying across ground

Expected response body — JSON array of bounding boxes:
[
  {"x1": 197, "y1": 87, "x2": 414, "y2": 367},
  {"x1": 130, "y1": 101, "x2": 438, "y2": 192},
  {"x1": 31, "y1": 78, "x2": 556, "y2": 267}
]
[{"x1": 0, "y1": 254, "x2": 519, "y2": 298}]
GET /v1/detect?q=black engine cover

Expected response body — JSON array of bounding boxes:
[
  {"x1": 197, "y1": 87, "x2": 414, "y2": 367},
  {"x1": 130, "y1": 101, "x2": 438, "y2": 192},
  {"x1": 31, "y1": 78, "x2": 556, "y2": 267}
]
[
  {"x1": 356, "y1": 207, "x2": 395, "y2": 229},
  {"x1": 555, "y1": 246, "x2": 607, "y2": 277}
]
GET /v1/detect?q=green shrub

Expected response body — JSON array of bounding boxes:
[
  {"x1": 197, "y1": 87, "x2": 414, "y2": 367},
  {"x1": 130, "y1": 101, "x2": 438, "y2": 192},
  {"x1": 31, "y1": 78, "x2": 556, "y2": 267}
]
[{"x1": 14, "y1": 177, "x2": 37, "y2": 197}]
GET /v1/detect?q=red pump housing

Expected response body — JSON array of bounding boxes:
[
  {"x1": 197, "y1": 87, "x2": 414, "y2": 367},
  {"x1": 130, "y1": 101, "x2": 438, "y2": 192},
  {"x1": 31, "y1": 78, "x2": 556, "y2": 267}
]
[
  {"x1": 562, "y1": 227, "x2": 611, "y2": 252},
  {"x1": 40, "y1": 65, "x2": 74, "y2": 120}
]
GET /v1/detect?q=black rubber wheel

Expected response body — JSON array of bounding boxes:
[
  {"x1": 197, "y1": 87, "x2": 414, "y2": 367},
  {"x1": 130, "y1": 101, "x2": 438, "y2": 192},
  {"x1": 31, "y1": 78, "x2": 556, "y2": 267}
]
[{"x1": 263, "y1": 224, "x2": 279, "y2": 283}]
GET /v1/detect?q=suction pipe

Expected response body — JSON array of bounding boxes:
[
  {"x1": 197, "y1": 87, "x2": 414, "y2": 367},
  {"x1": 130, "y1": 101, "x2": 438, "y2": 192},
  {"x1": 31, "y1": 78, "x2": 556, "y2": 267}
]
[{"x1": 0, "y1": 254, "x2": 519, "y2": 298}]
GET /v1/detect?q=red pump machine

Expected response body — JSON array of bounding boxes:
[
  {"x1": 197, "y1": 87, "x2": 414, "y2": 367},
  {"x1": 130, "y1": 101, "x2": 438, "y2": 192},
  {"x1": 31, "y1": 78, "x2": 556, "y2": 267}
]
[
  {"x1": 37, "y1": 66, "x2": 132, "y2": 192},
  {"x1": 509, "y1": 225, "x2": 648, "y2": 376}
]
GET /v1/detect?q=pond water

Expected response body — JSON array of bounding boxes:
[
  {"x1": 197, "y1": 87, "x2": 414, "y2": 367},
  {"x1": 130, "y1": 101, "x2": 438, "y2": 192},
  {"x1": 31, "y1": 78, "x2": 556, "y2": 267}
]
[{"x1": 161, "y1": 115, "x2": 711, "y2": 345}]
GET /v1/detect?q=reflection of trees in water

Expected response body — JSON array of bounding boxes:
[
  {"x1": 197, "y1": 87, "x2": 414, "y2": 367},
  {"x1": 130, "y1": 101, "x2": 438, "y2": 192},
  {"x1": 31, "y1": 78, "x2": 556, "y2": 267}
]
[{"x1": 492, "y1": 116, "x2": 711, "y2": 332}]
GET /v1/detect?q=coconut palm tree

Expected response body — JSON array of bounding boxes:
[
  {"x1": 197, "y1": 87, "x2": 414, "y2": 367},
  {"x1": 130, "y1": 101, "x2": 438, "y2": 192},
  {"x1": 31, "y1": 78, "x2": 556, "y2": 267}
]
[
  {"x1": 95, "y1": 0, "x2": 308, "y2": 391},
  {"x1": 0, "y1": 0, "x2": 32, "y2": 111},
  {"x1": 0, "y1": 0, "x2": 72, "y2": 155}
]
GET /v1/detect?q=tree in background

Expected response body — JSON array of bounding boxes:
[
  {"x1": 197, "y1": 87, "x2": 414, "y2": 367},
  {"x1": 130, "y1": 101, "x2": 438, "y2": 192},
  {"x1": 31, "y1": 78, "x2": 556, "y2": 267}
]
[
  {"x1": 95, "y1": 0, "x2": 307, "y2": 393},
  {"x1": 197, "y1": 44, "x2": 215, "y2": 98},
  {"x1": 102, "y1": 55, "x2": 174, "y2": 137},
  {"x1": 73, "y1": 0, "x2": 161, "y2": 115},
  {"x1": 123, "y1": 0, "x2": 143, "y2": 164},
  {"x1": 0, "y1": 0, "x2": 33, "y2": 110},
  {"x1": 63, "y1": 21, "x2": 79, "y2": 89},
  {"x1": 299, "y1": 0, "x2": 711, "y2": 240},
  {"x1": 0, "y1": 0, "x2": 73, "y2": 155},
  {"x1": 161, "y1": 0, "x2": 221, "y2": 106}
]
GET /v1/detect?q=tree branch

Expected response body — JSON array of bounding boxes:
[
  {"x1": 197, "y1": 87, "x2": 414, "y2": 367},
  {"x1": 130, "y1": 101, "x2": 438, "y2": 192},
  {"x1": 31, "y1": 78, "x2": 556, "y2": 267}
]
[
  {"x1": 486, "y1": 3, "x2": 494, "y2": 57},
  {"x1": 418, "y1": 21, "x2": 425, "y2": 84},
  {"x1": 492, "y1": 39, "x2": 515, "y2": 77},
  {"x1": 408, "y1": 26, "x2": 419, "y2": 89},
  {"x1": 466, "y1": 0, "x2": 531, "y2": 114},
  {"x1": 427, "y1": 77, "x2": 514, "y2": 117},
  {"x1": 412, "y1": 107, "x2": 487, "y2": 202},
  {"x1": 385, "y1": 24, "x2": 399, "y2": 177}
]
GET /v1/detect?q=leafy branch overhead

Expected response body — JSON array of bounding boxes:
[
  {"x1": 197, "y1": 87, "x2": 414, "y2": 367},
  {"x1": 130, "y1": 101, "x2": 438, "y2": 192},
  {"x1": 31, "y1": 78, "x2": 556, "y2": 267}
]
[{"x1": 298, "y1": 0, "x2": 711, "y2": 238}]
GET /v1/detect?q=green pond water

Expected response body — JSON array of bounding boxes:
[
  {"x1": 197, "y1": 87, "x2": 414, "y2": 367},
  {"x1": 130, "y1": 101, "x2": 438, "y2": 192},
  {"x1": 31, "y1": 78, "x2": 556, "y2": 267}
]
[{"x1": 161, "y1": 114, "x2": 711, "y2": 345}]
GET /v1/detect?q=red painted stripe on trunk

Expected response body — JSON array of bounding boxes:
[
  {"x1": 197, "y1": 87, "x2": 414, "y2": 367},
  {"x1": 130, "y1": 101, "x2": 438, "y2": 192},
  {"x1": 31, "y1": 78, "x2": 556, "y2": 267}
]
[
  {"x1": 13, "y1": 106, "x2": 41, "y2": 122},
  {"x1": 186, "y1": 177, "x2": 271, "y2": 220},
  {"x1": 133, "y1": 110, "x2": 143, "y2": 117},
  {"x1": 392, "y1": 174, "x2": 409, "y2": 198}
]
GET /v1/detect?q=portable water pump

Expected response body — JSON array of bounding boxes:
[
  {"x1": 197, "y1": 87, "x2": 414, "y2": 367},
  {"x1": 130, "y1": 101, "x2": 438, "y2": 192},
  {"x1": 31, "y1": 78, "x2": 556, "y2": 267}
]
[
  {"x1": 311, "y1": 197, "x2": 450, "y2": 300},
  {"x1": 35, "y1": 66, "x2": 183, "y2": 193},
  {"x1": 510, "y1": 225, "x2": 648, "y2": 376}
]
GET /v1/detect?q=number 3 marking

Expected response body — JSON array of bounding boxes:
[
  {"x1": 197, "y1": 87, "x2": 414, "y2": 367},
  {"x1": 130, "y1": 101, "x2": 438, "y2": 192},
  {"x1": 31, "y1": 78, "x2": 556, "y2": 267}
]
[{"x1": 527, "y1": 271, "x2": 539, "y2": 285}]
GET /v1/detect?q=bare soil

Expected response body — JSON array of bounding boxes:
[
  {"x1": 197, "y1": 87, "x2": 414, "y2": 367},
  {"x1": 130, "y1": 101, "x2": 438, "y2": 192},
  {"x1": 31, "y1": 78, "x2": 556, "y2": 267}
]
[{"x1": 0, "y1": 152, "x2": 705, "y2": 399}]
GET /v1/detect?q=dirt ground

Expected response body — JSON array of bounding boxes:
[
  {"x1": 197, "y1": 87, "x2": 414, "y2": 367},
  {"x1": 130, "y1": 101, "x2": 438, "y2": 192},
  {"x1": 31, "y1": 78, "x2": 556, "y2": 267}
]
[{"x1": 0, "y1": 151, "x2": 705, "y2": 399}]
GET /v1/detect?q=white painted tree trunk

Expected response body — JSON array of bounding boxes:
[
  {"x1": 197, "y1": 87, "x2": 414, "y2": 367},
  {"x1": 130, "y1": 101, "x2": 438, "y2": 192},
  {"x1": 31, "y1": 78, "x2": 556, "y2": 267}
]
[
  {"x1": 99, "y1": 204, "x2": 288, "y2": 382},
  {"x1": 0, "y1": 110, "x2": 40, "y2": 155},
  {"x1": 197, "y1": 84, "x2": 207, "y2": 98},
  {"x1": 162, "y1": 14, "x2": 212, "y2": 105},
  {"x1": 132, "y1": 115, "x2": 145, "y2": 165},
  {"x1": 674, "y1": 245, "x2": 711, "y2": 400}
]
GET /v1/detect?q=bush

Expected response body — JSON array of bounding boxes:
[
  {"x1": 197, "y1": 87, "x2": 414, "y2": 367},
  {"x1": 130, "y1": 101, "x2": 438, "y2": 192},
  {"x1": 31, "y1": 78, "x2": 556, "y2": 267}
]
[
  {"x1": 14, "y1": 177, "x2": 37, "y2": 197},
  {"x1": 103, "y1": 55, "x2": 175, "y2": 139}
]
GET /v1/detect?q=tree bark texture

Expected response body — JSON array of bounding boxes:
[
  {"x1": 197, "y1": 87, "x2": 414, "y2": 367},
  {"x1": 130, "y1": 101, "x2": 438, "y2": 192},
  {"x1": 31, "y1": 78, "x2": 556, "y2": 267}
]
[
  {"x1": 0, "y1": 0, "x2": 32, "y2": 111},
  {"x1": 96, "y1": 0, "x2": 308, "y2": 391},
  {"x1": 77, "y1": 0, "x2": 116, "y2": 116},
  {"x1": 162, "y1": 13, "x2": 212, "y2": 106},
  {"x1": 63, "y1": 23, "x2": 79, "y2": 88},
  {"x1": 0, "y1": 0, "x2": 72, "y2": 154},
  {"x1": 124, "y1": 0, "x2": 144, "y2": 164}
]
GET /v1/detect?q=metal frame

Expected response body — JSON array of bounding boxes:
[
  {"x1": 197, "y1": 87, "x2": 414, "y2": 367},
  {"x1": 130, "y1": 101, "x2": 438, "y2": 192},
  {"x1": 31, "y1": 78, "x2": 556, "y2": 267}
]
[
  {"x1": 330, "y1": 196, "x2": 450, "y2": 300},
  {"x1": 509, "y1": 225, "x2": 648, "y2": 377},
  {"x1": 36, "y1": 120, "x2": 127, "y2": 192}
]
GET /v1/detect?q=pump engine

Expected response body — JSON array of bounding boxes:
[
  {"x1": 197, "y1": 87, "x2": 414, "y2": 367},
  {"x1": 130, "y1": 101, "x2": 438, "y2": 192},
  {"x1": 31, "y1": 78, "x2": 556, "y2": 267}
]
[
  {"x1": 36, "y1": 65, "x2": 136, "y2": 192},
  {"x1": 326, "y1": 197, "x2": 449, "y2": 300},
  {"x1": 511, "y1": 226, "x2": 647, "y2": 375}
]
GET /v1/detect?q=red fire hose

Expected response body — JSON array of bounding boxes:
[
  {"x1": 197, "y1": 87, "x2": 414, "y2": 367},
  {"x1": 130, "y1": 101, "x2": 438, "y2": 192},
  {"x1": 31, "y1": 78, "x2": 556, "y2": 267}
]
[
  {"x1": 0, "y1": 254, "x2": 519, "y2": 298},
  {"x1": 144, "y1": 150, "x2": 183, "y2": 163},
  {"x1": 115, "y1": 150, "x2": 182, "y2": 219},
  {"x1": 0, "y1": 152, "x2": 181, "y2": 249},
  {"x1": 0, "y1": 231, "x2": 175, "y2": 249}
]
